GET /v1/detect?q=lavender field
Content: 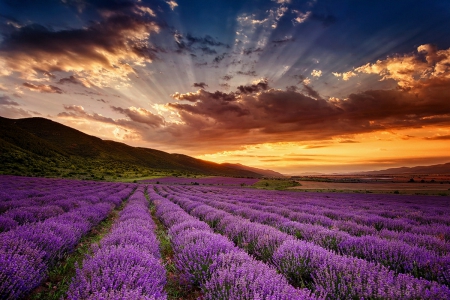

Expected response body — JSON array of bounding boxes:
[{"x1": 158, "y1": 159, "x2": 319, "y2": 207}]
[
  {"x1": 1, "y1": 175, "x2": 450, "y2": 299},
  {"x1": 140, "y1": 176, "x2": 260, "y2": 186}
]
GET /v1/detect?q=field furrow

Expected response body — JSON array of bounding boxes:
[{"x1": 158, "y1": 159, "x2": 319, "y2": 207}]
[
  {"x1": 0, "y1": 177, "x2": 135, "y2": 299},
  {"x1": 155, "y1": 185, "x2": 450, "y2": 299},
  {"x1": 148, "y1": 187, "x2": 317, "y2": 300},
  {"x1": 65, "y1": 185, "x2": 167, "y2": 299}
]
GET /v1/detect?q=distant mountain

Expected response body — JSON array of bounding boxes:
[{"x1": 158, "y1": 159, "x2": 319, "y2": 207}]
[
  {"x1": 221, "y1": 163, "x2": 285, "y2": 178},
  {"x1": 361, "y1": 162, "x2": 450, "y2": 175},
  {"x1": 0, "y1": 116, "x2": 262, "y2": 179}
]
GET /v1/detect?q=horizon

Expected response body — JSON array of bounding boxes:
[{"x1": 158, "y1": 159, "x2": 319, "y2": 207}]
[{"x1": 1, "y1": 0, "x2": 450, "y2": 174}]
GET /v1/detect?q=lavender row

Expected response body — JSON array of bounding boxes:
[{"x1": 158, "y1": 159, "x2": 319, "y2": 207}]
[
  {"x1": 159, "y1": 187, "x2": 450, "y2": 299},
  {"x1": 0, "y1": 185, "x2": 134, "y2": 299},
  {"x1": 181, "y1": 185, "x2": 450, "y2": 238},
  {"x1": 166, "y1": 185, "x2": 450, "y2": 285},
  {"x1": 168, "y1": 185, "x2": 450, "y2": 257},
  {"x1": 147, "y1": 187, "x2": 315, "y2": 300},
  {"x1": 0, "y1": 175, "x2": 120, "y2": 205},
  {"x1": 0, "y1": 184, "x2": 131, "y2": 233},
  {"x1": 66, "y1": 186, "x2": 166, "y2": 299},
  {"x1": 0, "y1": 176, "x2": 132, "y2": 232}
]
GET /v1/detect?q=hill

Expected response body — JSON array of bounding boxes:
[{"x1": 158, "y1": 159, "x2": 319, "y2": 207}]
[
  {"x1": 361, "y1": 162, "x2": 450, "y2": 175},
  {"x1": 0, "y1": 116, "x2": 262, "y2": 180},
  {"x1": 221, "y1": 163, "x2": 285, "y2": 177}
]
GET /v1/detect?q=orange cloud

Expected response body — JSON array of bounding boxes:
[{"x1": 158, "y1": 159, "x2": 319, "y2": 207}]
[
  {"x1": 0, "y1": 4, "x2": 159, "y2": 87},
  {"x1": 22, "y1": 82, "x2": 64, "y2": 94},
  {"x1": 354, "y1": 44, "x2": 450, "y2": 89}
]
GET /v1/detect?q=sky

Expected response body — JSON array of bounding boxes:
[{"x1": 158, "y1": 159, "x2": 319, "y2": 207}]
[{"x1": 0, "y1": 0, "x2": 450, "y2": 174}]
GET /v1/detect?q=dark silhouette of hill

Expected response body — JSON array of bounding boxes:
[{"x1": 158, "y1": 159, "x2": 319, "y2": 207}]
[
  {"x1": 0, "y1": 116, "x2": 262, "y2": 179},
  {"x1": 221, "y1": 163, "x2": 285, "y2": 177}
]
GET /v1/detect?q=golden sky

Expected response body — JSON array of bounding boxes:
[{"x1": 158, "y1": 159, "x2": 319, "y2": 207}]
[{"x1": 1, "y1": 0, "x2": 450, "y2": 174}]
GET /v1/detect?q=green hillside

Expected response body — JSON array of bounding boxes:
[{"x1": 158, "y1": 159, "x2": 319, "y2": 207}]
[{"x1": 0, "y1": 116, "x2": 261, "y2": 180}]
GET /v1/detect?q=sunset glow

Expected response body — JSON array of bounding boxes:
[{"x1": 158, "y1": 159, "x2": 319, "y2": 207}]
[{"x1": 1, "y1": 0, "x2": 450, "y2": 174}]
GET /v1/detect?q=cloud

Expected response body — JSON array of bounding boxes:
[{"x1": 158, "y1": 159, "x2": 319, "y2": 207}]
[
  {"x1": 58, "y1": 76, "x2": 81, "y2": 85},
  {"x1": 0, "y1": 95, "x2": 19, "y2": 106},
  {"x1": 332, "y1": 71, "x2": 356, "y2": 81},
  {"x1": 424, "y1": 135, "x2": 450, "y2": 140},
  {"x1": 338, "y1": 139, "x2": 359, "y2": 143},
  {"x1": 171, "y1": 89, "x2": 237, "y2": 102},
  {"x1": 237, "y1": 70, "x2": 258, "y2": 76},
  {"x1": 193, "y1": 82, "x2": 208, "y2": 89},
  {"x1": 292, "y1": 10, "x2": 311, "y2": 24},
  {"x1": 353, "y1": 44, "x2": 450, "y2": 89},
  {"x1": 311, "y1": 69, "x2": 322, "y2": 77},
  {"x1": 237, "y1": 79, "x2": 269, "y2": 94},
  {"x1": 111, "y1": 106, "x2": 164, "y2": 128},
  {"x1": 302, "y1": 84, "x2": 321, "y2": 99},
  {"x1": 186, "y1": 34, "x2": 227, "y2": 47},
  {"x1": 222, "y1": 75, "x2": 233, "y2": 81},
  {"x1": 213, "y1": 53, "x2": 227, "y2": 63},
  {"x1": 161, "y1": 69, "x2": 450, "y2": 151},
  {"x1": 286, "y1": 85, "x2": 298, "y2": 92},
  {"x1": 243, "y1": 47, "x2": 263, "y2": 55},
  {"x1": 174, "y1": 33, "x2": 228, "y2": 55},
  {"x1": 23, "y1": 82, "x2": 64, "y2": 94},
  {"x1": 58, "y1": 105, "x2": 116, "y2": 124},
  {"x1": 0, "y1": 2, "x2": 160, "y2": 87},
  {"x1": 166, "y1": 1, "x2": 178, "y2": 10},
  {"x1": 303, "y1": 145, "x2": 327, "y2": 149},
  {"x1": 272, "y1": 36, "x2": 294, "y2": 45},
  {"x1": 0, "y1": 106, "x2": 32, "y2": 118}
]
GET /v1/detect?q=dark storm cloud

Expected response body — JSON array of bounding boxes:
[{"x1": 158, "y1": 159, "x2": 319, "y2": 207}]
[
  {"x1": 186, "y1": 34, "x2": 227, "y2": 47},
  {"x1": 58, "y1": 76, "x2": 81, "y2": 85},
  {"x1": 23, "y1": 82, "x2": 64, "y2": 94},
  {"x1": 272, "y1": 37, "x2": 294, "y2": 45},
  {"x1": 171, "y1": 89, "x2": 238, "y2": 102},
  {"x1": 237, "y1": 79, "x2": 268, "y2": 94},
  {"x1": 0, "y1": 1, "x2": 159, "y2": 86},
  {"x1": 213, "y1": 53, "x2": 227, "y2": 63},
  {"x1": 286, "y1": 85, "x2": 298, "y2": 92},
  {"x1": 199, "y1": 46, "x2": 217, "y2": 55},
  {"x1": 174, "y1": 33, "x2": 229, "y2": 55},
  {"x1": 237, "y1": 70, "x2": 257, "y2": 76},
  {"x1": 302, "y1": 84, "x2": 321, "y2": 99},
  {"x1": 0, "y1": 95, "x2": 19, "y2": 106},
  {"x1": 164, "y1": 70, "x2": 450, "y2": 148},
  {"x1": 243, "y1": 47, "x2": 263, "y2": 55},
  {"x1": 193, "y1": 82, "x2": 208, "y2": 89}
]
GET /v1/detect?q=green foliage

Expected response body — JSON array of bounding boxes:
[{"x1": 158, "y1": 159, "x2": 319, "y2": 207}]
[
  {"x1": 147, "y1": 196, "x2": 200, "y2": 299},
  {"x1": 0, "y1": 116, "x2": 262, "y2": 180},
  {"x1": 252, "y1": 179, "x2": 301, "y2": 190},
  {"x1": 27, "y1": 201, "x2": 128, "y2": 300}
]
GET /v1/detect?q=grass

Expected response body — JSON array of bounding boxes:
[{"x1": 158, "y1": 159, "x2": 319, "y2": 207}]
[
  {"x1": 251, "y1": 179, "x2": 301, "y2": 190},
  {"x1": 146, "y1": 192, "x2": 201, "y2": 300},
  {"x1": 25, "y1": 200, "x2": 129, "y2": 300}
]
